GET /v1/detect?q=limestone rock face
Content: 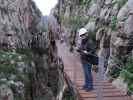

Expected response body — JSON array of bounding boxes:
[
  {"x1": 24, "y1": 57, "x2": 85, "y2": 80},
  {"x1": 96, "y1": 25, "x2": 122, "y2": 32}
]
[
  {"x1": 0, "y1": 0, "x2": 64, "y2": 100},
  {"x1": 88, "y1": 3, "x2": 100, "y2": 17},
  {"x1": 112, "y1": 77, "x2": 127, "y2": 93},
  {"x1": 117, "y1": 3, "x2": 129, "y2": 21},
  {"x1": 0, "y1": 0, "x2": 41, "y2": 50},
  {"x1": 84, "y1": 21, "x2": 96, "y2": 33}
]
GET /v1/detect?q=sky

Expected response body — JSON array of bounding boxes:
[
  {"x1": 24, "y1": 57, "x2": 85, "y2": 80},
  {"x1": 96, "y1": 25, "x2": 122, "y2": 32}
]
[{"x1": 33, "y1": 0, "x2": 58, "y2": 16}]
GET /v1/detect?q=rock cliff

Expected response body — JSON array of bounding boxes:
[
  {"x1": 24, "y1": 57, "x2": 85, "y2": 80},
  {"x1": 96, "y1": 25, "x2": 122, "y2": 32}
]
[{"x1": 0, "y1": 0, "x2": 64, "y2": 100}]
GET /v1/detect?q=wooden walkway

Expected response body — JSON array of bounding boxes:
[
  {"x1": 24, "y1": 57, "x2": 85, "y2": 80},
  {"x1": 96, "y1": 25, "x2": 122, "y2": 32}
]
[{"x1": 57, "y1": 41, "x2": 132, "y2": 100}]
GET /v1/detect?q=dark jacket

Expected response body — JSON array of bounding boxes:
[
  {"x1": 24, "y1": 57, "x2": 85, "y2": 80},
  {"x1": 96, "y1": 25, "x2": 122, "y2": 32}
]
[{"x1": 79, "y1": 37, "x2": 98, "y2": 65}]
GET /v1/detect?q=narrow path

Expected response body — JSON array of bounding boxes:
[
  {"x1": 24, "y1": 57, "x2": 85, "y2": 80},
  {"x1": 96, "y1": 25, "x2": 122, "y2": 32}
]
[{"x1": 56, "y1": 41, "x2": 132, "y2": 100}]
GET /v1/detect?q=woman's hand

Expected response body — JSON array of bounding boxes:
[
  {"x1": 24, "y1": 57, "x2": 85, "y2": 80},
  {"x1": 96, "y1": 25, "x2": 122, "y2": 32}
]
[
  {"x1": 83, "y1": 50, "x2": 88, "y2": 54},
  {"x1": 92, "y1": 65, "x2": 98, "y2": 73}
]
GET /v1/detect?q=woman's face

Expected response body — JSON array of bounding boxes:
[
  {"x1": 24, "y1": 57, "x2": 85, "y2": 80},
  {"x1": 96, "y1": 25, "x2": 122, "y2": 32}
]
[{"x1": 80, "y1": 34, "x2": 87, "y2": 39}]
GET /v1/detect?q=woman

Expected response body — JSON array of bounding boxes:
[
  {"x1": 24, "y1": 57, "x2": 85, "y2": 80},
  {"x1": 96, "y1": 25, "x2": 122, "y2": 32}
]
[{"x1": 77, "y1": 28, "x2": 96, "y2": 91}]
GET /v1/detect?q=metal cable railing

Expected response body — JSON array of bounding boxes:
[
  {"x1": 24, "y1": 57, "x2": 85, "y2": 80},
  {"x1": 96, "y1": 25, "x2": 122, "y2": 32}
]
[
  {"x1": 96, "y1": 56, "x2": 104, "y2": 100},
  {"x1": 95, "y1": 56, "x2": 132, "y2": 100}
]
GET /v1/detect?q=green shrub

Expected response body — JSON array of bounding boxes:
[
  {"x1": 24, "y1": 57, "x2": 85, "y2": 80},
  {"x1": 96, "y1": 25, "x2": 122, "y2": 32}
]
[
  {"x1": 109, "y1": 67, "x2": 121, "y2": 79},
  {"x1": 79, "y1": 0, "x2": 87, "y2": 5},
  {"x1": 120, "y1": 57, "x2": 133, "y2": 92},
  {"x1": 108, "y1": 58, "x2": 125, "y2": 79},
  {"x1": 112, "y1": 0, "x2": 128, "y2": 8},
  {"x1": 67, "y1": 16, "x2": 89, "y2": 48},
  {"x1": 108, "y1": 57, "x2": 133, "y2": 92},
  {"x1": 16, "y1": 48, "x2": 33, "y2": 60},
  {"x1": 79, "y1": 0, "x2": 93, "y2": 5},
  {"x1": 89, "y1": 32, "x2": 96, "y2": 43},
  {"x1": 0, "y1": 50, "x2": 33, "y2": 100},
  {"x1": 14, "y1": 96, "x2": 24, "y2": 100},
  {"x1": 118, "y1": 0, "x2": 127, "y2": 8},
  {"x1": 111, "y1": 16, "x2": 118, "y2": 31},
  {"x1": 60, "y1": 15, "x2": 64, "y2": 23},
  {"x1": 41, "y1": 27, "x2": 48, "y2": 32},
  {"x1": 69, "y1": 16, "x2": 89, "y2": 30},
  {"x1": 61, "y1": 15, "x2": 89, "y2": 31},
  {"x1": 0, "y1": 50, "x2": 31, "y2": 80}
]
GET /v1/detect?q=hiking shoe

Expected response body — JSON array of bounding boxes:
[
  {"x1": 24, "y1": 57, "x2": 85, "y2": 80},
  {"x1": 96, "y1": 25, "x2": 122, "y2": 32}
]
[
  {"x1": 85, "y1": 87, "x2": 94, "y2": 92},
  {"x1": 81, "y1": 85, "x2": 88, "y2": 90}
]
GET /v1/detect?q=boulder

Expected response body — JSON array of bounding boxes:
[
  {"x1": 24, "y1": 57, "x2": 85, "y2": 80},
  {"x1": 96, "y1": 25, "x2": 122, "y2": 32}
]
[
  {"x1": 105, "y1": 0, "x2": 112, "y2": 5},
  {"x1": 0, "y1": 85, "x2": 14, "y2": 100},
  {"x1": 127, "y1": 0, "x2": 133, "y2": 10},
  {"x1": 124, "y1": 15, "x2": 133, "y2": 34},
  {"x1": 112, "y1": 77, "x2": 128, "y2": 93},
  {"x1": 117, "y1": 3, "x2": 129, "y2": 21},
  {"x1": 84, "y1": 21, "x2": 96, "y2": 33},
  {"x1": 88, "y1": 3, "x2": 100, "y2": 17}
]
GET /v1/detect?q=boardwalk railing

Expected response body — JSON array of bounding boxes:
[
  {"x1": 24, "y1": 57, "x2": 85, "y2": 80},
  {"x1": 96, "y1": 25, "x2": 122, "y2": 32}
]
[{"x1": 64, "y1": 72, "x2": 83, "y2": 100}]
